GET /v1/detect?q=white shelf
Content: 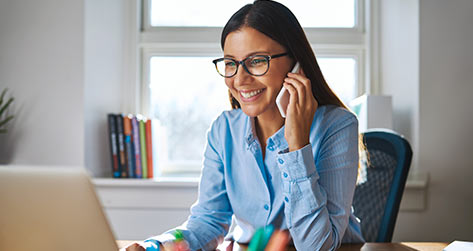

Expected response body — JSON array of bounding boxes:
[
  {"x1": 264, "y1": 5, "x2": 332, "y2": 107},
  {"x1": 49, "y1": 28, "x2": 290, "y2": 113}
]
[
  {"x1": 92, "y1": 177, "x2": 199, "y2": 187},
  {"x1": 405, "y1": 171, "x2": 429, "y2": 189}
]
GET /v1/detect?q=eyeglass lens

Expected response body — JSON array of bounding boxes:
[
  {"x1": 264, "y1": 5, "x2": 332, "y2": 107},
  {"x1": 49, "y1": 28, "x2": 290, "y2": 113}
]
[{"x1": 215, "y1": 56, "x2": 269, "y2": 77}]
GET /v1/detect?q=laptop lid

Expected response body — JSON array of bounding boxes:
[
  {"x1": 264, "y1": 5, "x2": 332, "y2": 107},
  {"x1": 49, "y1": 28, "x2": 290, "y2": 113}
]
[{"x1": 0, "y1": 166, "x2": 118, "y2": 251}]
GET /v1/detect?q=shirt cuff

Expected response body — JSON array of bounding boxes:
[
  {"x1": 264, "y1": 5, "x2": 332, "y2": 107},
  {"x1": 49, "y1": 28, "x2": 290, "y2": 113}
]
[{"x1": 277, "y1": 144, "x2": 318, "y2": 181}]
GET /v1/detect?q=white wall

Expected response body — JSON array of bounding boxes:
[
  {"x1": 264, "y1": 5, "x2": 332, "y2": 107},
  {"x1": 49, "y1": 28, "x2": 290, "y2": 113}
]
[
  {"x1": 84, "y1": 0, "x2": 128, "y2": 177},
  {"x1": 415, "y1": 0, "x2": 473, "y2": 241},
  {"x1": 0, "y1": 0, "x2": 128, "y2": 177},
  {"x1": 380, "y1": 0, "x2": 473, "y2": 242},
  {"x1": 0, "y1": 0, "x2": 85, "y2": 166},
  {"x1": 378, "y1": 0, "x2": 419, "y2": 171}
]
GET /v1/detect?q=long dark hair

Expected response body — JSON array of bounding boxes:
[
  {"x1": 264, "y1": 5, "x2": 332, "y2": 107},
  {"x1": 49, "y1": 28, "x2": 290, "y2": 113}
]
[
  {"x1": 221, "y1": 0, "x2": 346, "y2": 110},
  {"x1": 221, "y1": 1, "x2": 367, "y2": 180}
]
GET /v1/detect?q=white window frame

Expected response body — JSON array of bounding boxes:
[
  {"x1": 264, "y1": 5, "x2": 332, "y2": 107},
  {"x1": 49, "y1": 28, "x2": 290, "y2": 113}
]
[{"x1": 124, "y1": 0, "x2": 376, "y2": 176}]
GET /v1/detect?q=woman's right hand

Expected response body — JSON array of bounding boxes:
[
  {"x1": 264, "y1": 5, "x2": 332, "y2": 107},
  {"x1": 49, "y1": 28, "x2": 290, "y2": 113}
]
[{"x1": 120, "y1": 241, "x2": 147, "y2": 251}]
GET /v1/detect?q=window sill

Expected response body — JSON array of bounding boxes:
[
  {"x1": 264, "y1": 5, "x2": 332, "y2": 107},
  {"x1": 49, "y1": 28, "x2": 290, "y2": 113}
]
[
  {"x1": 92, "y1": 177, "x2": 199, "y2": 188},
  {"x1": 399, "y1": 171, "x2": 429, "y2": 211}
]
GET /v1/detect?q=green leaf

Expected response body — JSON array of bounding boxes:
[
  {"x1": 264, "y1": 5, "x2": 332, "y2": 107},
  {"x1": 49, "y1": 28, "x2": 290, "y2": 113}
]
[
  {"x1": 0, "y1": 88, "x2": 7, "y2": 107},
  {"x1": 0, "y1": 115, "x2": 14, "y2": 128},
  {"x1": 0, "y1": 97, "x2": 14, "y2": 116}
]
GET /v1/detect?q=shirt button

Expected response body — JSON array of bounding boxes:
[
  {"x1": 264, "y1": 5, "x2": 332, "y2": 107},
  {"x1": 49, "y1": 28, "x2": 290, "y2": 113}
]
[
  {"x1": 278, "y1": 158, "x2": 284, "y2": 164},
  {"x1": 264, "y1": 204, "x2": 269, "y2": 210},
  {"x1": 268, "y1": 145, "x2": 274, "y2": 151},
  {"x1": 285, "y1": 197, "x2": 289, "y2": 202},
  {"x1": 283, "y1": 172, "x2": 288, "y2": 178}
]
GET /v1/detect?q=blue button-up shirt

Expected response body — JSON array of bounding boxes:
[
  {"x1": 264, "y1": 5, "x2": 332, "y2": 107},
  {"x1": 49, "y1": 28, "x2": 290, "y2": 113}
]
[{"x1": 149, "y1": 105, "x2": 364, "y2": 250}]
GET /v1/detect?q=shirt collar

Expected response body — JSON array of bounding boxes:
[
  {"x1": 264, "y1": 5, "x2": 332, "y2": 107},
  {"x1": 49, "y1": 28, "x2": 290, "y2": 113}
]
[
  {"x1": 272, "y1": 126, "x2": 288, "y2": 150},
  {"x1": 245, "y1": 116, "x2": 289, "y2": 151}
]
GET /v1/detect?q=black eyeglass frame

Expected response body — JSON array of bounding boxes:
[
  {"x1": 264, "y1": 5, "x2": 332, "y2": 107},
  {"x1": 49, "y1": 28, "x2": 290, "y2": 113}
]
[{"x1": 212, "y1": 52, "x2": 289, "y2": 78}]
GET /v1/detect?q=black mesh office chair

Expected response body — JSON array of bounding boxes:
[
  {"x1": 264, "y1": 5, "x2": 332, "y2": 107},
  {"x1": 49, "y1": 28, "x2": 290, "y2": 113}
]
[{"x1": 352, "y1": 129, "x2": 413, "y2": 242}]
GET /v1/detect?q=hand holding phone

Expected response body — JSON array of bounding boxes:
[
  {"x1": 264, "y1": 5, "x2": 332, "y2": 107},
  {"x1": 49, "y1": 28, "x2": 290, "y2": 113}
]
[{"x1": 276, "y1": 62, "x2": 300, "y2": 118}]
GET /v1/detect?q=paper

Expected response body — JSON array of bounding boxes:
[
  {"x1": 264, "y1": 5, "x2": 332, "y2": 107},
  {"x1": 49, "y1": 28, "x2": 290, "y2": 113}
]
[{"x1": 444, "y1": 241, "x2": 473, "y2": 251}]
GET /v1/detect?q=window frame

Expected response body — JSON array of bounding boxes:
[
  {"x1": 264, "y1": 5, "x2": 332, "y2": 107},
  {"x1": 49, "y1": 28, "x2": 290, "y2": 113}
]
[{"x1": 133, "y1": 0, "x2": 371, "y2": 176}]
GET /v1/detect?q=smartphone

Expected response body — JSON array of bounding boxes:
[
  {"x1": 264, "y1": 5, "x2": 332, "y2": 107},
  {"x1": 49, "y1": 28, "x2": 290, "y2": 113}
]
[{"x1": 276, "y1": 62, "x2": 300, "y2": 118}]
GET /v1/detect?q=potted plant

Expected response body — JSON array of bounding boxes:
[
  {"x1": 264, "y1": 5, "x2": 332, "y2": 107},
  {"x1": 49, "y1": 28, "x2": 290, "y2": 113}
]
[{"x1": 0, "y1": 88, "x2": 14, "y2": 134}]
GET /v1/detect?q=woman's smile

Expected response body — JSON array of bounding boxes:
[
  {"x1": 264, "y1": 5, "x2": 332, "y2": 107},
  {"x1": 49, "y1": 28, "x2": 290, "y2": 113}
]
[{"x1": 239, "y1": 88, "x2": 266, "y2": 102}]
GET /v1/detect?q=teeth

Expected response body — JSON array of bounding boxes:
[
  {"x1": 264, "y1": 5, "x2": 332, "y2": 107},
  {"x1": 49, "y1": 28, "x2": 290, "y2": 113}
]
[{"x1": 241, "y1": 89, "x2": 263, "y2": 98}]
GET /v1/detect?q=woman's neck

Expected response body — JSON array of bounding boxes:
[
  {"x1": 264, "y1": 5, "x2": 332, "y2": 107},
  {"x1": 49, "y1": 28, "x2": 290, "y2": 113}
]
[{"x1": 254, "y1": 108, "x2": 284, "y2": 150}]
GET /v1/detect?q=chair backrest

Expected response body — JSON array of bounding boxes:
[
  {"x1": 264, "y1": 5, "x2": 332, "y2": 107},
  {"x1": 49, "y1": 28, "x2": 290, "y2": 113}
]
[{"x1": 352, "y1": 129, "x2": 413, "y2": 242}]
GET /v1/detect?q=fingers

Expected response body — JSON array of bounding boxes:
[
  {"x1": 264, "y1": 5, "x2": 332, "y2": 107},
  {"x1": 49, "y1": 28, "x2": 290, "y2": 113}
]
[
  {"x1": 283, "y1": 78, "x2": 304, "y2": 107},
  {"x1": 287, "y1": 72, "x2": 311, "y2": 94},
  {"x1": 283, "y1": 81, "x2": 298, "y2": 109},
  {"x1": 124, "y1": 242, "x2": 146, "y2": 251}
]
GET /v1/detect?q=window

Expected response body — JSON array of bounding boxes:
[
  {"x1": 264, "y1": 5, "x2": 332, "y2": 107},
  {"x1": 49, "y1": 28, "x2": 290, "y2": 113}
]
[{"x1": 138, "y1": 0, "x2": 367, "y2": 177}]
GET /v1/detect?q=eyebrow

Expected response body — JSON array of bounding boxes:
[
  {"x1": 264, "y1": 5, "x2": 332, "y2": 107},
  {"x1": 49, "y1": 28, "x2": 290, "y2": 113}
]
[{"x1": 223, "y1": 51, "x2": 271, "y2": 59}]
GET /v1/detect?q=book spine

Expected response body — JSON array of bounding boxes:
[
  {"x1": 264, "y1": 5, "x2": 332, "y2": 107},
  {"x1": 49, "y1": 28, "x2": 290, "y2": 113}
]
[
  {"x1": 107, "y1": 114, "x2": 120, "y2": 178},
  {"x1": 123, "y1": 115, "x2": 135, "y2": 178},
  {"x1": 116, "y1": 114, "x2": 128, "y2": 178},
  {"x1": 139, "y1": 118, "x2": 148, "y2": 179},
  {"x1": 131, "y1": 116, "x2": 142, "y2": 178},
  {"x1": 145, "y1": 119, "x2": 153, "y2": 178}
]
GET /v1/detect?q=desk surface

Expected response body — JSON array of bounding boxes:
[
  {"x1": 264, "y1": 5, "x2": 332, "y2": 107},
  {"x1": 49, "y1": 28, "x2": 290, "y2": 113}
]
[{"x1": 117, "y1": 241, "x2": 448, "y2": 250}]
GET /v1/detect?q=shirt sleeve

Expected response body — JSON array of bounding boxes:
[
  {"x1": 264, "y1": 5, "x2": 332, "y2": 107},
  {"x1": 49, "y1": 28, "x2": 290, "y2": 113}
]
[
  {"x1": 277, "y1": 114, "x2": 359, "y2": 251},
  {"x1": 145, "y1": 118, "x2": 233, "y2": 251}
]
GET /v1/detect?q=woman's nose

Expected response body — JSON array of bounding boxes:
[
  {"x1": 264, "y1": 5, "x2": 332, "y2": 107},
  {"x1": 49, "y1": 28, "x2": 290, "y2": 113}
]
[{"x1": 232, "y1": 64, "x2": 252, "y2": 87}]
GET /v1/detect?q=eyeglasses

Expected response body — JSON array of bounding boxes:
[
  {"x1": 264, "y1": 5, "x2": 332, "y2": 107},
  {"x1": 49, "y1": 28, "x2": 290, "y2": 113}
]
[{"x1": 212, "y1": 52, "x2": 288, "y2": 78}]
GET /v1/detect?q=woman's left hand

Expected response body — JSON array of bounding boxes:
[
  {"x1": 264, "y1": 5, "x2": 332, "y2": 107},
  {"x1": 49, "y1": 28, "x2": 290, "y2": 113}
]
[{"x1": 282, "y1": 68, "x2": 318, "y2": 152}]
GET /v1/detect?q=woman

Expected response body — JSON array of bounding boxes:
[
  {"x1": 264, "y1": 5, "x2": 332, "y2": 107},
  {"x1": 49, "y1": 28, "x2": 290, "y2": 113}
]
[{"x1": 126, "y1": 1, "x2": 364, "y2": 250}]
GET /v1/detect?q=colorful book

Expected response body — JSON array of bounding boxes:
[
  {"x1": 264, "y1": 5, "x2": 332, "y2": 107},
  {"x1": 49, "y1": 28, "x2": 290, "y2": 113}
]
[
  {"x1": 131, "y1": 116, "x2": 142, "y2": 178},
  {"x1": 139, "y1": 116, "x2": 148, "y2": 179},
  {"x1": 145, "y1": 119, "x2": 153, "y2": 178},
  {"x1": 116, "y1": 114, "x2": 127, "y2": 178},
  {"x1": 123, "y1": 114, "x2": 135, "y2": 178},
  {"x1": 107, "y1": 114, "x2": 120, "y2": 178}
]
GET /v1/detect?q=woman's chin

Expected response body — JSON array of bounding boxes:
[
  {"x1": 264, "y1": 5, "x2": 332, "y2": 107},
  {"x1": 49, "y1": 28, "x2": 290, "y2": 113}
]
[{"x1": 240, "y1": 106, "x2": 262, "y2": 117}]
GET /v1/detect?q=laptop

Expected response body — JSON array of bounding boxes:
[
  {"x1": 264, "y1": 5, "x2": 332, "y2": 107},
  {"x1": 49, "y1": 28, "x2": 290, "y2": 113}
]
[{"x1": 0, "y1": 166, "x2": 119, "y2": 251}]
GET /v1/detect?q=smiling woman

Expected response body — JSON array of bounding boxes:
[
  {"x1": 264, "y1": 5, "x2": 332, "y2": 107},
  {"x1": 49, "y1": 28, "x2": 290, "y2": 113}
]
[{"x1": 126, "y1": 1, "x2": 365, "y2": 251}]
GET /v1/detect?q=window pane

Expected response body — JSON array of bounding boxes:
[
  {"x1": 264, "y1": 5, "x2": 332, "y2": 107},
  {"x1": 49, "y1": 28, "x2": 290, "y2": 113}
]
[
  {"x1": 318, "y1": 57, "x2": 357, "y2": 105},
  {"x1": 149, "y1": 57, "x2": 230, "y2": 175},
  {"x1": 150, "y1": 0, "x2": 355, "y2": 28}
]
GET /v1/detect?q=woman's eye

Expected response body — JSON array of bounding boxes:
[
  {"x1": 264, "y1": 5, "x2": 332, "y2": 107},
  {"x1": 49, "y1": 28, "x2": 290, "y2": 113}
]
[
  {"x1": 225, "y1": 61, "x2": 236, "y2": 67},
  {"x1": 250, "y1": 59, "x2": 265, "y2": 66}
]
